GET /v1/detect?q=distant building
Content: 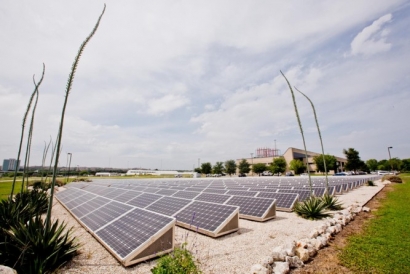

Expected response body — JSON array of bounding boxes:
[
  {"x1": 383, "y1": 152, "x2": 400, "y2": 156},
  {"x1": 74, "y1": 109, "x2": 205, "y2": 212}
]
[
  {"x1": 236, "y1": 147, "x2": 347, "y2": 175},
  {"x1": 2, "y1": 159, "x2": 20, "y2": 172}
]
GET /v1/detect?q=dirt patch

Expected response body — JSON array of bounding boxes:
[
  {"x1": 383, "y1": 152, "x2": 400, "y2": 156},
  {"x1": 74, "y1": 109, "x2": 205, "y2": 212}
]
[{"x1": 291, "y1": 184, "x2": 394, "y2": 274}]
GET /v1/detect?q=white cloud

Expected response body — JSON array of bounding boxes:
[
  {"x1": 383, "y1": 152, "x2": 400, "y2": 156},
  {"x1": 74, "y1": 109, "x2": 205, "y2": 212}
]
[
  {"x1": 350, "y1": 13, "x2": 393, "y2": 56},
  {"x1": 145, "y1": 94, "x2": 190, "y2": 116}
]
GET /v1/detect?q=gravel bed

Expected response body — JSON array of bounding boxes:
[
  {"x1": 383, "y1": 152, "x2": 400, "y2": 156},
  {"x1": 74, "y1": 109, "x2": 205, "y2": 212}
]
[{"x1": 56, "y1": 180, "x2": 385, "y2": 274}]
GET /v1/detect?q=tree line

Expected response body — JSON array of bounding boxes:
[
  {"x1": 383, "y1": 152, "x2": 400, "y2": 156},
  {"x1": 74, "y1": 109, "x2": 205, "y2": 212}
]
[{"x1": 193, "y1": 148, "x2": 410, "y2": 177}]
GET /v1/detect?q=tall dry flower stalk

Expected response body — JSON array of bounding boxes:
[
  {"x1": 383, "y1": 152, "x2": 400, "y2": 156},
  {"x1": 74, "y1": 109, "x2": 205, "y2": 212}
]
[
  {"x1": 280, "y1": 71, "x2": 313, "y2": 195},
  {"x1": 294, "y1": 87, "x2": 329, "y2": 193},
  {"x1": 10, "y1": 64, "x2": 45, "y2": 200},
  {"x1": 45, "y1": 4, "x2": 106, "y2": 228},
  {"x1": 21, "y1": 68, "x2": 44, "y2": 190}
]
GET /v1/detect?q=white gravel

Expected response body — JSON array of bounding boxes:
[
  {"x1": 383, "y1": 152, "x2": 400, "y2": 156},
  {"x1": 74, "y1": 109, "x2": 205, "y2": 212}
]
[{"x1": 55, "y1": 179, "x2": 385, "y2": 274}]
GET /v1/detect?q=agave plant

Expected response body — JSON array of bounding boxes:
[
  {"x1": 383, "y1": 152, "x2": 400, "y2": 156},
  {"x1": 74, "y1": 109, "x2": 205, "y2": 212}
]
[
  {"x1": 320, "y1": 193, "x2": 343, "y2": 210},
  {"x1": 1, "y1": 215, "x2": 79, "y2": 274},
  {"x1": 293, "y1": 196, "x2": 331, "y2": 220}
]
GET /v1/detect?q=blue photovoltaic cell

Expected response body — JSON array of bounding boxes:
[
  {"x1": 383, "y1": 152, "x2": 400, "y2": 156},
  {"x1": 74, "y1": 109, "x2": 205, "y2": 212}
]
[
  {"x1": 172, "y1": 191, "x2": 200, "y2": 199},
  {"x1": 225, "y1": 190, "x2": 258, "y2": 197},
  {"x1": 155, "y1": 189, "x2": 178, "y2": 196},
  {"x1": 202, "y1": 188, "x2": 228, "y2": 194},
  {"x1": 225, "y1": 196, "x2": 274, "y2": 218},
  {"x1": 71, "y1": 196, "x2": 111, "y2": 218},
  {"x1": 146, "y1": 196, "x2": 192, "y2": 216},
  {"x1": 256, "y1": 192, "x2": 298, "y2": 209},
  {"x1": 175, "y1": 201, "x2": 237, "y2": 232},
  {"x1": 112, "y1": 191, "x2": 142, "y2": 203},
  {"x1": 194, "y1": 193, "x2": 231, "y2": 204},
  {"x1": 96, "y1": 207, "x2": 174, "y2": 258},
  {"x1": 81, "y1": 201, "x2": 132, "y2": 231},
  {"x1": 126, "y1": 193, "x2": 162, "y2": 208},
  {"x1": 64, "y1": 193, "x2": 97, "y2": 209},
  {"x1": 102, "y1": 189, "x2": 128, "y2": 199}
]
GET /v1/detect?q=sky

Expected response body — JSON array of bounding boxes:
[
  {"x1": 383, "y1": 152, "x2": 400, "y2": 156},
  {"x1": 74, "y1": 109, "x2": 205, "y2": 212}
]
[{"x1": 1, "y1": 1, "x2": 409, "y2": 170}]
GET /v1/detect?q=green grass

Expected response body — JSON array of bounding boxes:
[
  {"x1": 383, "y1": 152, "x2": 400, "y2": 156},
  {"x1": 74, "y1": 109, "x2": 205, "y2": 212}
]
[
  {"x1": 339, "y1": 174, "x2": 410, "y2": 273},
  {"x1": 0, "y1": 181, "x2": 23, "y2": 200}
]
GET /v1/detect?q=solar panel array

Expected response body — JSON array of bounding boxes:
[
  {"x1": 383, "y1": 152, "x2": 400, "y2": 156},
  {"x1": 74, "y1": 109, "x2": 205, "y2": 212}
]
[
  {"x1": 55, "y1": 188, "x2": 175, "y2": 266},
  {"x1": 58, "y1": 174, "x2": 377, "y2": 266}
]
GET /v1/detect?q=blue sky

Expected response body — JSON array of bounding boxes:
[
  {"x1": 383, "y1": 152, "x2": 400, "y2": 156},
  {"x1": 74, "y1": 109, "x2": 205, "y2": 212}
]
[{"x1": 1, "y1": 1, "x2": 409, "y2": 170}]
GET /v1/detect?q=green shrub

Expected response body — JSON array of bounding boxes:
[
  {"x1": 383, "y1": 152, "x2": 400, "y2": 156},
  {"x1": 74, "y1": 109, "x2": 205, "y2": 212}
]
[
  {"x1": 32, "y1": 181, "x2": 50, "y2": 190},
  {"x1": 0, "y1": 215, "x2": 79, "y2": 273},
  {"x1": 366, "y1": 180, "x2": 375, "y2": 186},
  {"x1": 293, "y1": 196, "x2": 331, "y2": 220},
  {"x1": 321, "y1": 193, "x2": 343, "y2": 210},
  {"x1": 0, "y1": 189, "x2": 48, "y2": 229},
  {"x1": 15, "y1": 189, "x2": 49, "y2": 215},
  {"x1": 151, "y1": 243, "x2": 201, "y2": 274},
  {"x1": 382, "y1": 175, "x2": 402, "y2": 183}
]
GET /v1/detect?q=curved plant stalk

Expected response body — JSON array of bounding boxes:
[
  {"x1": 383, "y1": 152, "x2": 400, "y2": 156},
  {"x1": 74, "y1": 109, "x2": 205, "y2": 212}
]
[
  {"x1": 44, "y1": 137, "x2": 56, "y2": 184},
  {"x1": 21, "y1": 69, "x2": 44, "y2": 190},
  {"x1": 10, "y1": 64, "x2": 45, "y2": 200},
  {"x1": 294, "y1": 87, "x2": 329, "y2": 194},
  {"x1": 280, "y1": 71, "x2": 313, "y2": 195},
  {"x1": 40, "y1": 138, "x2": 52, "y2": 183},
  {"x1": 45, "y1": 4, "x2": 106, "y2": 229}
]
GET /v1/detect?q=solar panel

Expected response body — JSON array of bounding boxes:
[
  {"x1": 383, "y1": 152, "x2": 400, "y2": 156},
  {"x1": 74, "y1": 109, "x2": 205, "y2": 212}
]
[
  {"x1": 170, "y1": 191, "x2": 198, "y2": 200},
  {"x1": 202, "y1": 188, "x2": 228, "y2": 194},
  {"x1": 277, "y1": 189, "x2": 312, "y2": 201},
  {"x1": 225, "y1": 190, "x2": 257, "y2": 197},
  {"x1": 145, "y1": 196, "x2": 191, "y2": 216},
  {"x1": 174, "y1": 201, "x2": 239, "y2": 237},
  {"x1": 64, "y1": 192, "x2": 97, "y2": 209},
  {"x1": 71, "y1": 196, "x2": 111, "y2": 218},
  {"x1": 80, "y1": 201, "x2": 133, "y2": 231},
  {"x1": 96, "y1": 207, "x2": 175, "y2": 266},
  {"x1": 194, "y1": 193, "x2": 231, "y2": 204},
  {"x1": 225, "y1": 196, "x2": 276, "y2": 221},
  {"x1": 126, "y1": 193, "x2": 162, "y2": 208},
  {"x1": 112, "y1": 191, "x2": 142, "y2": 203},
  {"x1": 155, "y1": 189, "x2": 178, "y2": 196},
  {"x1": 256, "y1": 192, "x2": 298, "y2": 211}
]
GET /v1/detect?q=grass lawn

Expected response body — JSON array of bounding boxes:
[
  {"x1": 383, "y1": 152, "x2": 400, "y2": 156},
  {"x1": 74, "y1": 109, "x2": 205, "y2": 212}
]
[
  {"x1": 339, "y1": 174, "x2": 410, "y2": 273},
  {"x1": 0, "y1": 180, "x2": 23, "y2": 200}
]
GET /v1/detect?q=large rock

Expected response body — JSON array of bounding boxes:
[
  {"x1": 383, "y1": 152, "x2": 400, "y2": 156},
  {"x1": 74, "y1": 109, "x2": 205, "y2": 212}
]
[
  {"x1": 309, "y1": 229, "x2": 319, "y2": 239},
  {"x1": 0, "y1": 266, "x2": 17, "y2": 274},
  {"x1": 283, "y1": 241, "x2": 296, "y2": 257},
  {"x1": 251, "y1": 264, "x2": 270, "y2": 274},
  {"x1": 285, "y1": 256, "x2": 304, "y2": 268},
  {"x1": 271, "y1": 246, "x2": 286, "y2": 262},
  {"x1": 306, "y1": 244, "x2": 317, "y2": 257},
  {"x1": 272, "y1": 262, "x2": 290, "y2": 274},
  {"x1": 295, "y1": 246, "x2": 309, "y2": 262}
]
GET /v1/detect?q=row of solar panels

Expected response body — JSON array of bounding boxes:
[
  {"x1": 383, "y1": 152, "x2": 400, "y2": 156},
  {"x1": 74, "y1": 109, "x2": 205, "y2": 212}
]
[
  {"x1": 67, "y1": 183, "x2": 279, "y2": 220},
  {"x1": 56, "y1": 187, "x2": 241, "y2": 266}
]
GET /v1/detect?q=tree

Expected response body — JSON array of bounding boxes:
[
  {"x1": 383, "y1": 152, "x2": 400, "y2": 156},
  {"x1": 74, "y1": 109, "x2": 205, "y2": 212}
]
[
  {"x1": 193, "y1": 167, "x2": 202, "y2": 174},
  {"x1": 224, "y1": 160, "x2": 237, "y2": 176},
  {"x1": 401, "y1": 159, "x2": 410, "y2": 172},
  {"x1": 269, "y1": 157, "x2": 287, "y2": 176},
  {"x1": 213, "y1": 162, "x2": 225, "y2": 174},
  {"x1": 238, "y1": 159, "x2": 250, "y2": 174},
  {"x1": 313, "y1": 154, "x2": 337, "y2": 173},
  {"x1": 343, "y1": 148, "x2": 364, "y2": 172},
  {"x1": 252, "y1": 163, "x2": 267, "y2": 176},
  {"x1": 377, "y1": 159, "x2": 389, "y2": 171},
  {"x1": 389, "y1": 158, "x2": 402, "y2": 171},
  {"x1": 201, "y1": 162, "x2": 212, "y2": 174},
  {"x1": 289, "y1": 159, "x2": 305, "y2": 175},
  {"x1": 366, "y1": 159, "x2": 378, "y2": 171}
]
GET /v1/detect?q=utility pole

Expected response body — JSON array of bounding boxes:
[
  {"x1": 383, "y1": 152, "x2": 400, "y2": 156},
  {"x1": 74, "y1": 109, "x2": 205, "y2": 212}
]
[{"x1": 388, "y1": 146, "x2": 393, "y2": 171}]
